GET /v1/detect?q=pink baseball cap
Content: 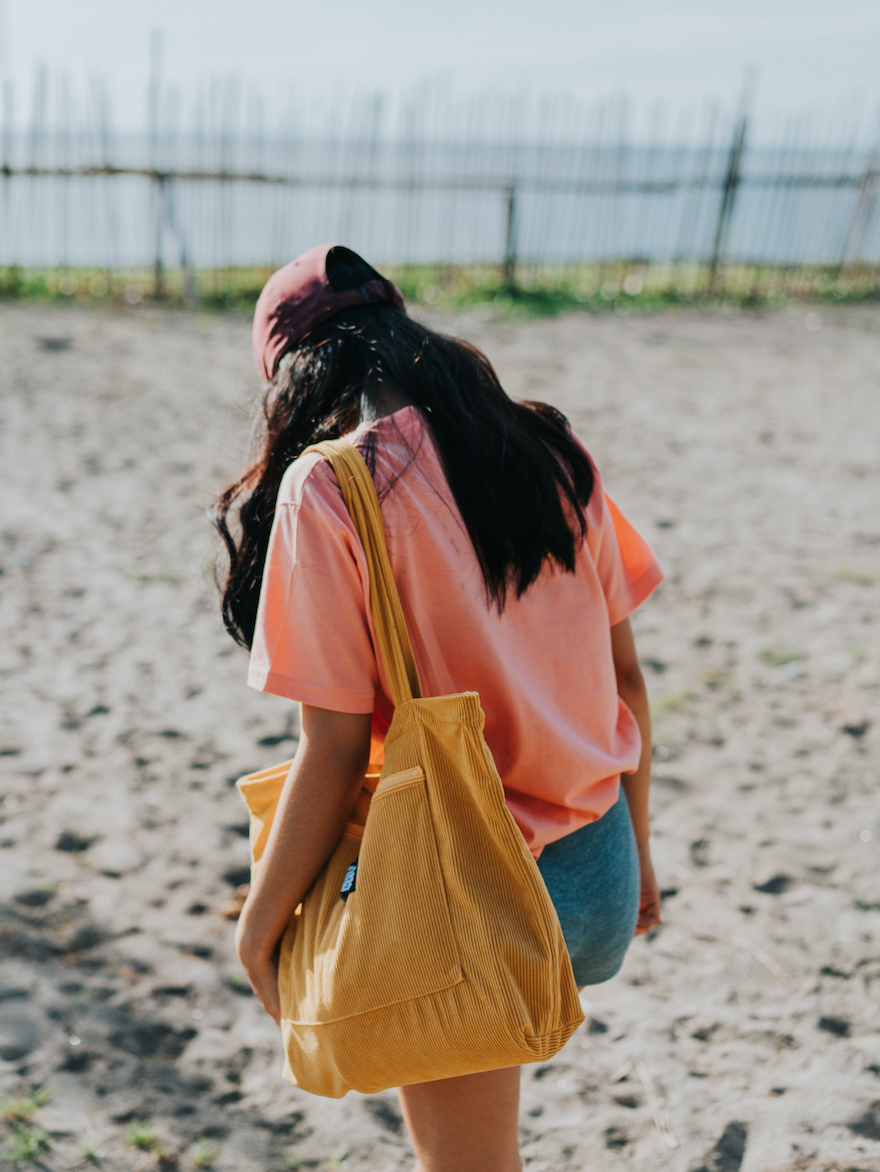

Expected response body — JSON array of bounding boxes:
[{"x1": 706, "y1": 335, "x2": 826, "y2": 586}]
[{"x1": 252, "y1": 243, "x2": 406, "y2": 381}]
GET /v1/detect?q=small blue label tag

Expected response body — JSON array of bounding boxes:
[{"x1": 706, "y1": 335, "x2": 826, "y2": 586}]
[{"x1": 340, "y1": 859, "x2": 358, "y2": 900}]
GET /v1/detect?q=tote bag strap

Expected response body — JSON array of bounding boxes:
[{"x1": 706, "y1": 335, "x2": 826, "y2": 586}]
[{"x1": 304, "y1": 439, "x2": 422, "y2": 707}]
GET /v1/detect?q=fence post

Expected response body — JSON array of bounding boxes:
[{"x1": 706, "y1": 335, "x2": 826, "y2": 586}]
[
  {"x1": 504, "y1": 185, "x2": 517, "y2": 292},
  {"x1": 838, "y1": 147, "x2": 880, "y2": 275},
  {"x1": 708, "y1": 114, "x2": 747, "y2": 295},
  {"x1": 163, "y1": 176, "x2": 198, "y2": 304},
  {"x1": 153, "y1": 171, "x2": 166, "y2": 300}
]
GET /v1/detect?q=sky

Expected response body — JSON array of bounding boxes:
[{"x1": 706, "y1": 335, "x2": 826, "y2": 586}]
[{"x1": 2, "y1": 0, "x2": 880, "y2": 137}]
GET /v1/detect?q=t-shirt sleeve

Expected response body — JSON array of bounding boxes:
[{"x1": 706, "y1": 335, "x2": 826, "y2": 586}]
[
  {"x1": 246, "y1": 458, "x2": 379, "y2": 712},
  {"x1": 585, "y1": 468, "x2": 665, "y2": 625}
]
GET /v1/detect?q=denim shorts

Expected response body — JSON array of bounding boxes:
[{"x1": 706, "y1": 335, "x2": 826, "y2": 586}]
[{"x1": 537, "y1": 795, "x2": 640, "y2": 986}]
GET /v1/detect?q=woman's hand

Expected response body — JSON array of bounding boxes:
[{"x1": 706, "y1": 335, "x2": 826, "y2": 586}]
[
  {"x1": 611, "y1": 620, "x2": 661, "y2": 938},
  {"x1": 634, "y1": 850, "x2": 661, "y2": 936},
  {"x1": 235, "y1": 913, "x2": 282, "y2": 1025}
]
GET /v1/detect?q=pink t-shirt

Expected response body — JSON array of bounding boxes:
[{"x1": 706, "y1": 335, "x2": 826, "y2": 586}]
[{"x1": 248, "y1": 406, "x2": 663, "y2": 858}]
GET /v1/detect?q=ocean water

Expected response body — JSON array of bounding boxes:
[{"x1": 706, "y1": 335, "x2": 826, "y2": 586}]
[{"x1": 1, "y1": 137, "x2": 878, "y2": 270}]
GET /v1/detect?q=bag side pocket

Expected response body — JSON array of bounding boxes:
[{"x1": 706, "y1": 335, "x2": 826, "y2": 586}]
[{"x1": 288, "y1": 768, "x2": 463, "y2": 1024}]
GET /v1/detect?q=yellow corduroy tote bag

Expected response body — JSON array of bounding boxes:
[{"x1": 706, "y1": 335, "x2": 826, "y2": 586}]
[{"x1": 237, "y1": 438, "x2": 583, "y2": 1098}]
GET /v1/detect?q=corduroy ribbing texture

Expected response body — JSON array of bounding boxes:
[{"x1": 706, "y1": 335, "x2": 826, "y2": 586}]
[{"x1": 237, "y1": 439, "x2": 583, "y2": 1098}]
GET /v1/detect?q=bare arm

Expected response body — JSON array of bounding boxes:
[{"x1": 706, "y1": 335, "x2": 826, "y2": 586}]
[
  {"x1": 235, "y1": 704, "x2": 372, "y2": 1022},
  {"x1": 610, "y1": 617, "x2": 661, "y2": 935}
]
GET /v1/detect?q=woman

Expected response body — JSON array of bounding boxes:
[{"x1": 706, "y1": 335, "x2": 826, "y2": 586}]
[{"x1": 217, "y1": 244, "x2": 663, "y2": 1172}]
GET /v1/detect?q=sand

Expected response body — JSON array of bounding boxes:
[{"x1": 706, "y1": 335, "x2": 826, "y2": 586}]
[{"x1": 1, "y1": 297, "x2": 879, "y2": 1172}]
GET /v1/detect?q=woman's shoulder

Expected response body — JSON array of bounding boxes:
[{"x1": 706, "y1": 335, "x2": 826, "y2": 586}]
[
  {"x1": 276, "y1": 449, "x2": 345, "y2": 517},
  {"x1": 352, "y1": 404, "x2": 428, "y2": 450},
  {"x1": 279, "y1": 406, "x2": 429, "y2": 505},
  {"x1": 565, "y1": 428, "x2": 607, "y2": 518},
  {"x1": 565, "y1": 425, "x2": 601, "y2": 474}
]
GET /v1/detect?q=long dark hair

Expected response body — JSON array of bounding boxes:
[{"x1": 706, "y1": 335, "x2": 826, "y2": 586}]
[{"x1": 216, "y1": 305, "x2": 594, "y2": 648}]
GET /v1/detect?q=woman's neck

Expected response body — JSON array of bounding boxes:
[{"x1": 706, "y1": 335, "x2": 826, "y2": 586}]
[{"x1": 360, "y1": 382, "x2": 412, "y2": 422}]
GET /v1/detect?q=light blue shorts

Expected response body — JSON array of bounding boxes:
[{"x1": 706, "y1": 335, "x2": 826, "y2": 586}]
[{"x1": 537, "y1": 795, "x2": 640, "y2": 986}]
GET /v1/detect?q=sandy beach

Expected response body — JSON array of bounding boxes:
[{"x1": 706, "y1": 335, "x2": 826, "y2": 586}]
[{"x1": 1, "y1": 297, "x2": 879, "y2": 1172}]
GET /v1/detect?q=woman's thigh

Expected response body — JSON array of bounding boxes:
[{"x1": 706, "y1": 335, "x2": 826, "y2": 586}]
[
  {"x1": 537, "y1": 794, "x2": 640, "y2": 986},
  {"x1": 397, "y1": 1066, "x2": 522, "y2": 1172}
]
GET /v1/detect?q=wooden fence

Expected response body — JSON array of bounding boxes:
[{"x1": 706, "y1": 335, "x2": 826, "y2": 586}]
[{"x1": 1, "y1": 70, "x2": 879, "y2": 298}]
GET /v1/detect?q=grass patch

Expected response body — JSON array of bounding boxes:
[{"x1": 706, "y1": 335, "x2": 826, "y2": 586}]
[
  {"x1": 3, "y1": 1124, "x2": 51, "y2": 1163},
  {"x1": 123, "y1": 1120, "x2": 159, "y2": 1151},
  {"x1": 760, "y1": 648, "x2": 806, "y2": 667},
  {"x1": 284, "y1": 1157, "x2": 345, "y2": 1171},
  {"x1": 79, "y1": 1139, "x2": 107, "y2": 1164},
  {"x1": 3, "y1": 261, "x2": 880, "y2": 319},
  {"x1": 123, "y1": 1119, "x2": 173, "y2": 1163},
  {"x1": 649, "y1": 686, "x2": 693, "y2": 720},
  {"x1": 190, "y1": 1137, "x2": 219, "y2": 1168},
  {"x1": 0, "y1": 1086, "x2": 54, "y2": 1124},
  {"x1": 78, "y1": 1143, "x2": 106, "y2": 1162},
  {"x1": 836, "y1": 565, "x2": 878, "y2": 586},
  {"x1": 390, "y1": 261, "x2": 880, "y2": 316}
]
